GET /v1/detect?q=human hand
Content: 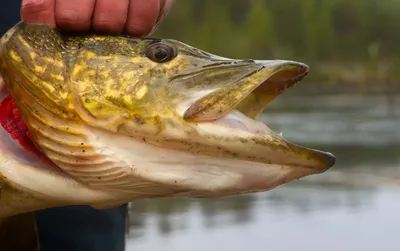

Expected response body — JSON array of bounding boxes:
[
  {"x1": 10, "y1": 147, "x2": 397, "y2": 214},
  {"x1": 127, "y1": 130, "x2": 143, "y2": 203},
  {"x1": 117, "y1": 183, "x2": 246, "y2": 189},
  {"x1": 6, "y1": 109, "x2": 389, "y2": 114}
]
[{"x1": 20, "y1": 0, "x2": 174, "y2": 36}]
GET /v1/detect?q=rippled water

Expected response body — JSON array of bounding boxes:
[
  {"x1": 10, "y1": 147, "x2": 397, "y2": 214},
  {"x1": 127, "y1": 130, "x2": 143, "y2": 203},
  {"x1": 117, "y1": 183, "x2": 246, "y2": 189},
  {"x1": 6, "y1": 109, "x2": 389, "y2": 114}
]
[
  {"x1": 264, "y1": 93, "x2": 400, "y2": 146},
  {"x1": 126, "y1": 93, "x2": 400, "y2": 251}
]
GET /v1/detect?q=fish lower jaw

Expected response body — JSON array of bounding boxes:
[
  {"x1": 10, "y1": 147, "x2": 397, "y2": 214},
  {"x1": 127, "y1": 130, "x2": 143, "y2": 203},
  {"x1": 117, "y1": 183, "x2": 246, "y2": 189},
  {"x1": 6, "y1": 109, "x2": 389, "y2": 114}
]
[
  {"x1": 73, "y1": 125, "x2": 319, "y2": 199},
  {"x1": 214, "y1": 109, "x2": 274, "y2": 136},
  {"x1": 188, "y1": 109, "x2": 335, "y2": 171}
]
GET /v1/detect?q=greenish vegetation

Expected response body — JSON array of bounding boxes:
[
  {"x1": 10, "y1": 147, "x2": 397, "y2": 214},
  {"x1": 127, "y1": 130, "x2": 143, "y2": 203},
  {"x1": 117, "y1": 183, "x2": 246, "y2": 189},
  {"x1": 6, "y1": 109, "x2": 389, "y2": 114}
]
[{"x1": 154, "y1": 0, "x2": 400, "y2": 91}]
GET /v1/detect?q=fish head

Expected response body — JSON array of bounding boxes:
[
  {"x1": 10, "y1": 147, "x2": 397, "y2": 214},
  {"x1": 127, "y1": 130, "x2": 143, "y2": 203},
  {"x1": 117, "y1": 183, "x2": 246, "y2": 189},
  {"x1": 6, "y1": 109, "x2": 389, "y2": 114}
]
[{"x1": 0, "y1": 22, "x2": 335, "y2": 216}]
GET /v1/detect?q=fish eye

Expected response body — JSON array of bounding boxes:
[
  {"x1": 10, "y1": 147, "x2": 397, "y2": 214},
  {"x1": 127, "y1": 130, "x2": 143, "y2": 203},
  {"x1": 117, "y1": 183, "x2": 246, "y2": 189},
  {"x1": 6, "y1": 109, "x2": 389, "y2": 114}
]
[{"x1": 146, "y1": 42, "x2": 176, "y2": 63}]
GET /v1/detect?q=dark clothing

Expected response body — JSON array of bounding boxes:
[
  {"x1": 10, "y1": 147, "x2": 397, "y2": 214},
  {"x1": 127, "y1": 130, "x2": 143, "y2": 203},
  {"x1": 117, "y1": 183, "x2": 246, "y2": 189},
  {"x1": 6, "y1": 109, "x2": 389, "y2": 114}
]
[
  {"x1": 0, "y1": 2, "x2": 128, "y2": 251},
  {"x1": 35, "y1": 206, "x2": 127, "y2": 251},
  {"x1": 0, "y1": 0, "x2": 21, "y2": 33}
]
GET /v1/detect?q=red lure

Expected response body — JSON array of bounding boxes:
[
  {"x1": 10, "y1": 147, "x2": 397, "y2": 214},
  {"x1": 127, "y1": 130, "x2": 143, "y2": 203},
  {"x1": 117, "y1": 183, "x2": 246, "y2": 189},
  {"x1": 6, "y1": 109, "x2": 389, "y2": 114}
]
[{"x1": 0, "y1": 95, "x2": 56, "y2": 166}]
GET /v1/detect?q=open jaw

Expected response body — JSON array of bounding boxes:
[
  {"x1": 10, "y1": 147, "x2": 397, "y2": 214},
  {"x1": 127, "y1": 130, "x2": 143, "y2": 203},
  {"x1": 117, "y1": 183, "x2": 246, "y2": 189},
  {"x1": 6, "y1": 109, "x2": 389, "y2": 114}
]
[
  {"x1": 180, "y1": 60, "x2": 336, "y2": 172},
  {"x1": 214, "y1": 60, "x2": 309, "y2": 135}
]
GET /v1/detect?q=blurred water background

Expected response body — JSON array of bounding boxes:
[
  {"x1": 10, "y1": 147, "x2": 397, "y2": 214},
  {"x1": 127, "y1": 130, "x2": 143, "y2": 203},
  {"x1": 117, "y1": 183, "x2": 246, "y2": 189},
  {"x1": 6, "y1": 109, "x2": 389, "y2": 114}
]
[{"x1": 127, "y1": 1, "x2": 400, "y2": 250}]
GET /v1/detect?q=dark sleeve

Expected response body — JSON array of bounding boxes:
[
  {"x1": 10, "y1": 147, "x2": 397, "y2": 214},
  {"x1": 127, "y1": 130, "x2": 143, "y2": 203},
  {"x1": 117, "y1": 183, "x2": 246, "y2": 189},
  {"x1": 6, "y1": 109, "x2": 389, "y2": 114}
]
[
  {"x1": 35, "y1": 205, "x2": 128, "y2": 251},
  {"x1": 0, "y1": 0, "x2": 21, "y2": 35}
]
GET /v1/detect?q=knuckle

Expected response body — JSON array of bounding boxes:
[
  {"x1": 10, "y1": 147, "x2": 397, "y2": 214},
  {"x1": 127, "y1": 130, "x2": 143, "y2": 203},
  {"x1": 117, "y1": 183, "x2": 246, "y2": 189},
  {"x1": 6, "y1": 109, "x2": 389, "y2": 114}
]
[
  {"x1": 56, "y1": 9, "x2": 81, "y2": 23},
  {"x1": 125, "y1": 23, "x2": 152, "y2": 36},
  {"x1": 21, "y1": 0, "x2": 52, "y2": 15}
]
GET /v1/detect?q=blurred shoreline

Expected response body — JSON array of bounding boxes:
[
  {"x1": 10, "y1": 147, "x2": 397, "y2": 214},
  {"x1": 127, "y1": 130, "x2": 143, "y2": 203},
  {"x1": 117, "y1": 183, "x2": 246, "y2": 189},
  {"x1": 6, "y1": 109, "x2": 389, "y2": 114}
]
[{"x1": 154, "y1": 0, "x2": 400, "y2": 90}]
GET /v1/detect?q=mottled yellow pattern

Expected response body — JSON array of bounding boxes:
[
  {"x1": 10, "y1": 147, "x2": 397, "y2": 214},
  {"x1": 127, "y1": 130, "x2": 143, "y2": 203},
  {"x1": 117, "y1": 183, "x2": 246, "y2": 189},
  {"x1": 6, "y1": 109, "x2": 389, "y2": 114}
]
[{"x1": 0, "y1": 21, "x2": 334, "y2": 176}]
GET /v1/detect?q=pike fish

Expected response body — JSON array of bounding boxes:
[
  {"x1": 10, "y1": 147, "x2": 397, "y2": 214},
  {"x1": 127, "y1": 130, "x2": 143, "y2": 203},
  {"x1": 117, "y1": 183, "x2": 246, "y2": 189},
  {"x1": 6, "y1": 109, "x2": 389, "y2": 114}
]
[{"x1": 0, "y1": 22, "x2": 335, "y2": 250}]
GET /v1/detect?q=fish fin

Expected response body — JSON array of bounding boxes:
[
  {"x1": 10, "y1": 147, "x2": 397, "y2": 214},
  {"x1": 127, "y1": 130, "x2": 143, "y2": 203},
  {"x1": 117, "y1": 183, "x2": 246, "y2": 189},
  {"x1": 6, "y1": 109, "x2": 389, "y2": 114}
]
[{"x1": 0, "y1": 212, "x2": 39, "y2": 251}]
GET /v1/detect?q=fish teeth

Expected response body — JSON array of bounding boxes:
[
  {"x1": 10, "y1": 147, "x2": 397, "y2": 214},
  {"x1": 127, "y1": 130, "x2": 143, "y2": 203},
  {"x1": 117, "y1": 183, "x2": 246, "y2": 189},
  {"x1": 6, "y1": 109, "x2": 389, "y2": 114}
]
[{"x1": 279, "y1": 132, "x2": 283, "y2": 137}]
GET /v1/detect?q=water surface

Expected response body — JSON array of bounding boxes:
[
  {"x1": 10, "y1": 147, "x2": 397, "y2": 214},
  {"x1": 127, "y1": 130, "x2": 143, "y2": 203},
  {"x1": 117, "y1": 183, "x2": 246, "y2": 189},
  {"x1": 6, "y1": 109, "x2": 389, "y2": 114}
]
[{"x1": 126, "y1": 93, "x2": 400, "y2": 251}]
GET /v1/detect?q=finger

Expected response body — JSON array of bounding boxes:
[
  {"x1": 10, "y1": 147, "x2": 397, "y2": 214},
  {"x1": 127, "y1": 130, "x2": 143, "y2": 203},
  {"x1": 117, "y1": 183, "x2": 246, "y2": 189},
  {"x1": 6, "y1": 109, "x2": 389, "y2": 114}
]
[
  {"x1": 159, "y1": 0, "x2": 167, "y2": 12},
  {"x1": 155, "y1": 0, "x2": 166, "y2": 24},
  {"x1": 163, "y1": 0, "x2": 175, "y2": 15},
  {"x1": 92, "y1": 0, "x2": 129, "y2": 33},
  {"x1": 155, "y1": 0, "x2": 175, "y2": 27},
  {"x1": 0, "y1": 75, "x2": 5, "y2": 91},
  {"x1": 55, "y1": 0, "x2": 95, "y2": 31},
  {"x1": 125, "y1": 0, "x2": 160, "y2": 36},
  {"x1": 21, "y1": 0, "x2": 56, "y2": 27}
]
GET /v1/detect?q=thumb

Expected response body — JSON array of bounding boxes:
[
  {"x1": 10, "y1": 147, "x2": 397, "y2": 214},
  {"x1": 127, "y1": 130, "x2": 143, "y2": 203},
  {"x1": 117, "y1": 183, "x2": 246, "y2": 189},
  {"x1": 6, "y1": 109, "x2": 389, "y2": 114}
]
[{"x1": 152, "y1": 0, "x2": 175, "y2": 34}]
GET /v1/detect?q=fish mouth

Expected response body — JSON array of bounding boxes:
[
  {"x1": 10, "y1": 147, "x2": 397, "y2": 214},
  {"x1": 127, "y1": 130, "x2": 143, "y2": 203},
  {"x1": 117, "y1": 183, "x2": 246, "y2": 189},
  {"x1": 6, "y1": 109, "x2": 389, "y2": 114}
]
[
  {"x1": 183, "y1": 60, "x2": 309, "y2": 121},
  {"x1": 181, "y1": 60, "x2": 335, "y2": 172}
]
